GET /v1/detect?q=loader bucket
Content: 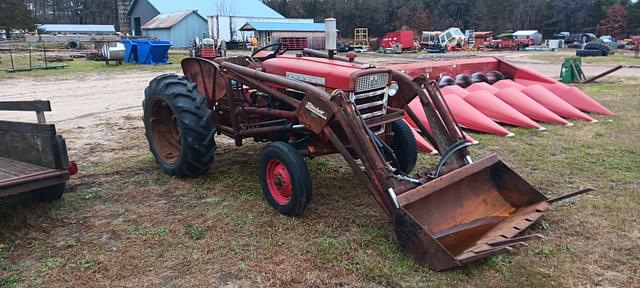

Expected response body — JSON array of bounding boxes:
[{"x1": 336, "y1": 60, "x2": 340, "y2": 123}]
[{"x1": 394, "y1": 154, "x2": 552, "y2": 271}]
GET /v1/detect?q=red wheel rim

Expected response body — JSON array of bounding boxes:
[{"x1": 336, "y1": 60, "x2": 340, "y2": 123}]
[{"x1": 266, "y1": 159, "x2": 292, "y2": 205}]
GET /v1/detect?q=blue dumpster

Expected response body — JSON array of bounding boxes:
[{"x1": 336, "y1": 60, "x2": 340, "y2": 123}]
[
  {"x1": 122, "y1": 40, "x2": 138, "y2": 63},
  {"x1": 136, "y1": 40, "x2": 172, "y2": 65}
]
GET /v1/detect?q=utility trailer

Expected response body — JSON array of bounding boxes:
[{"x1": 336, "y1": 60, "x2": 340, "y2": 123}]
[{"x1": 0, "y1": 101, "x2": 77, "y2": 201}]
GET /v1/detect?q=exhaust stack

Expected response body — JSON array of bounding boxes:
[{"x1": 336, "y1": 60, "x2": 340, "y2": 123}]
[{"x1": 325, "y1": 18, "x2": 337, "y2": 59}]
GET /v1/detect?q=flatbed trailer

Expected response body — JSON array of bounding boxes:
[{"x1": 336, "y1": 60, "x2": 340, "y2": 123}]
[{"x1": 0, "y1": 101, "x2": 76, "y2": 201}]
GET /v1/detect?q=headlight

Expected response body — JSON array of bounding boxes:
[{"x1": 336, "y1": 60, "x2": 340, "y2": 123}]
[{"x1": 388, "y1": 82, "x2": 399, "y2": 97}]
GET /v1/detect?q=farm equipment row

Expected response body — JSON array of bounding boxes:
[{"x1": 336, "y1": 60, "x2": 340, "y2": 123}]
[{"x1": 141, "y1": 25, "x2": 600, "y2": 271}]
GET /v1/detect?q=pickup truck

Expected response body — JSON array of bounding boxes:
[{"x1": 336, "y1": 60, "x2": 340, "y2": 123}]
[{"x1": 0, "y1": 101, "x2": 77, "y2": 201}]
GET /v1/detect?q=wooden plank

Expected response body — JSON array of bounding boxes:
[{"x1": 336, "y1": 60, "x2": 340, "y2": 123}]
[
  {"x1": 0, "y1": 156, "x2": 51, "y2": 178},
  {"x1": 0, "y1": 120, "x2": 56, "y2": 135},
  {"x1": 0, "y1": 121, "x2": 59, "y2": 168},
  {"x1": 0, "y1": 101, "x2": 51, "y2": 112},
  {"x1": 0, "y1": 171, "x2": 68, "y2": 198},
  {"x1": 0, "y1": 171, "x2": 15, "y2": 181}
]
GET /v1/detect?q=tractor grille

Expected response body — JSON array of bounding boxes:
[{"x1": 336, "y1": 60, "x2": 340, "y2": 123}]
[
  {"x1": 356, "y1": 73, "x2": 389, "y2": 93},
  {"x1": 352, "y1": 76, "x2": 389, "y2": 134}
]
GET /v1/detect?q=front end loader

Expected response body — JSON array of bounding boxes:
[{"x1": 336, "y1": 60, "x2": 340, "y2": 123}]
[{"x1": 141, "y1": 43, "x2": 590, "y2": 271}]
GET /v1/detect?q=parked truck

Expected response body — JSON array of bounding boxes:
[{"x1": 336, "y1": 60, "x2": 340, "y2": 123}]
[{"x1": 380, "y1": 31, "x2": 416, "y2": 51}]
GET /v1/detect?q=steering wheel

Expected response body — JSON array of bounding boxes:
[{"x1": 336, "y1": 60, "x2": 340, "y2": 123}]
[{"x1": 251, "y1": 43, "x2": 289, "y2": 60}]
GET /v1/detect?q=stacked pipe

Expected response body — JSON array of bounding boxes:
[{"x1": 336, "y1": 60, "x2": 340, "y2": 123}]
[{"x1": 403, "y1": 70, "x2": 614, "y2": 153}]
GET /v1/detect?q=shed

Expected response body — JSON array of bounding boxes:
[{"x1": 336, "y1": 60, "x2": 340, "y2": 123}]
[
  {"x1": 240, "y1": 22, "x2": 328, "y2": 50},
  {"x1": 142, "y1": 10, "x2": 208, "y2": 48},
  {"x1": 513, "y1": 30, "x2": 543, "y2": 45},
  {"x1": 37, "y1": 24, "x2": 116, "y2": 35}
]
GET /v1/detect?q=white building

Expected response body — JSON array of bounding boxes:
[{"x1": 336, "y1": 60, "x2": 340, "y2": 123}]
[
  {"x1": 513, "y1": 30, "x2": 543, "y2": 45},
  {"x1": 211, "y1": 16, "x2": 313, "y2": 42}
]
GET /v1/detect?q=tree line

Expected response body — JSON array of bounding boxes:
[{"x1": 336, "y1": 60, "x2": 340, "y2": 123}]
[
  {"x1": 0, "y1": 0, "x2": 121, "y2": 37},
  {"x1": 1, "y1": 0, "x2": 638, "y2": 40},
  {"x1": 262, "y1": 0, "x2": 640, "y2": 38}
]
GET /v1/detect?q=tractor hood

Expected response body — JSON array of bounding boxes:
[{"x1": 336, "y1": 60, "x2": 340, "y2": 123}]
[{"x1": 261, "y1": 55, "x2": 384, "y2": 91}]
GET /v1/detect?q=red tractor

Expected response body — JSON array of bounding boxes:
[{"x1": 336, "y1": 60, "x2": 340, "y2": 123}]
[
  {"x1": 142, "y1": 43, "x2": 589, "y2": 270},
  {"x1": 190, "y1": 38, "x2": 218, "y2": 60}
]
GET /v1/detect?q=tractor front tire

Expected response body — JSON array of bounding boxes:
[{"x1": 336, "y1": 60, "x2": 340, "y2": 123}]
[
  {"x1": 143, "y1": 74, "x2": 216, "y2": 178},
  {"x1": 390, "y1": 121, "x2": 418, "y2": 174},
  {"x1": 32, "y1": 184, "x2": 65, "y2": 202},
  {"x1": 259, "y1": 142, "x2": 312, "y2": 216}
]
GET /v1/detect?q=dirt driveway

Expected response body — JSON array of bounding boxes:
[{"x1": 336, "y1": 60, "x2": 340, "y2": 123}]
[{"x1": 0, "y1": 70, "x2": 179, "y2": 163}]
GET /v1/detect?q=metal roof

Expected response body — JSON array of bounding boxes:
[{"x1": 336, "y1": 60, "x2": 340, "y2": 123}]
[
  {"x1": 513, "y1": 30, "x2": 540, "y2": 36},
  {"x1": 133, "y1": 0, "x2": 284, "y2": 18},
  {"x1": 240, "y1": 22, "x2": 327, "y2": 32},
  {"x1": 474, "y1": 31, "x2": 493, "y2": 36},
  {"x1": 142, "y1": 10, "x2": 205, "y2": 29},
  {"x1": 38, "y1": 24, "x2": 116, "y2": 33}
]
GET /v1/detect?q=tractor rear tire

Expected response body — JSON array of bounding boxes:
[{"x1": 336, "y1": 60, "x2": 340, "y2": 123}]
[
  {"x1": 259, "y1": 142, "x2": 312, "y2": 216},
  {"x1": 143, "y1": 74, "x2": 216, "y2": 178},
  {"x1": 32, "y1": 184, "x2": 65, "y2": 202},
  {"x1": 390, "y1": 121, "x2": 418, "y2": 174}
]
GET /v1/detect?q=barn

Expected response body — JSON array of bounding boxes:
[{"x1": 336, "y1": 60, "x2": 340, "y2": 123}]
[
  {"x1": 142, "y1": 10, "x2": 208, "y2": 48},
  {"x1": 239, "y1": 22, "x2": 328, "y2": 50}
]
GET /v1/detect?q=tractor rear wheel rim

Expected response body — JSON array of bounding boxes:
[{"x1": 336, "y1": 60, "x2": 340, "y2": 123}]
[
  {"x1": 266, "y1": 159, "x2": 292, "y2": 205},
  {"x1": 150, "y1": 98, "x2": 181, "y2": 164}
]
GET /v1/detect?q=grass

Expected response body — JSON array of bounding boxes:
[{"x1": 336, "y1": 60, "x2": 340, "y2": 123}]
[
  {"x1": 0, "y1": 77, "x2": 638, "y2": 286},
  {"x1": 0, "y1": 52, "x2": 187, "y2": 79},
  {"x1": 528, "y1": 50, "x2": 640, "y2": 65}
]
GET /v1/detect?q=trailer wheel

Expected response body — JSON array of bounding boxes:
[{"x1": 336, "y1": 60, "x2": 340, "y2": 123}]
[
  {"x1": 390, "y1": 121, "x2": 418, "y2": 174},
  {"x1": 65, "y1": 40, "x2": 80, "y2": 50},
  {"x1": 259, "y1": 142, "x2": 312, "y2": 216},
  {"x1": 32, "y1": 184, "x2": 65, "y2": 202},
  {"x1": 143, "y1": 74, "x2": 216, "y2": 178}
]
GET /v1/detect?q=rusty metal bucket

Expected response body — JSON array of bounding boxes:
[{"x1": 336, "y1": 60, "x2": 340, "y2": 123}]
[{"x1": 393, "y1": 154, "x2": 590, "y2": 271}]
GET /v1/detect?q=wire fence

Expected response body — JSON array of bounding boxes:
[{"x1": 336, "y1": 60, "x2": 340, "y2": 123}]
[{"x1": 0, "y1": 43, "x2": 67, "y2": 72}]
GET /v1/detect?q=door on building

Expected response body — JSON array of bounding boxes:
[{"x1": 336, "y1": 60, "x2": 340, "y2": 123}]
[{"x1": 134, "y1": 17, "x2": 142, "y2": 36}]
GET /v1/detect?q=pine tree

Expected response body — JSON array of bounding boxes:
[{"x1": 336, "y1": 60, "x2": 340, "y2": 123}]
[{"x1": 0, "y1": 0, "x2": 35, "y2": 38}]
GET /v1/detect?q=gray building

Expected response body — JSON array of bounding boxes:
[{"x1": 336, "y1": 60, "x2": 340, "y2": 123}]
[
  {"x1": 142, "y1": 11, "x2": 208, "y2": 48},
  {"x1": 127, "y1": 0, "x2": 312, "y2": 42}
]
